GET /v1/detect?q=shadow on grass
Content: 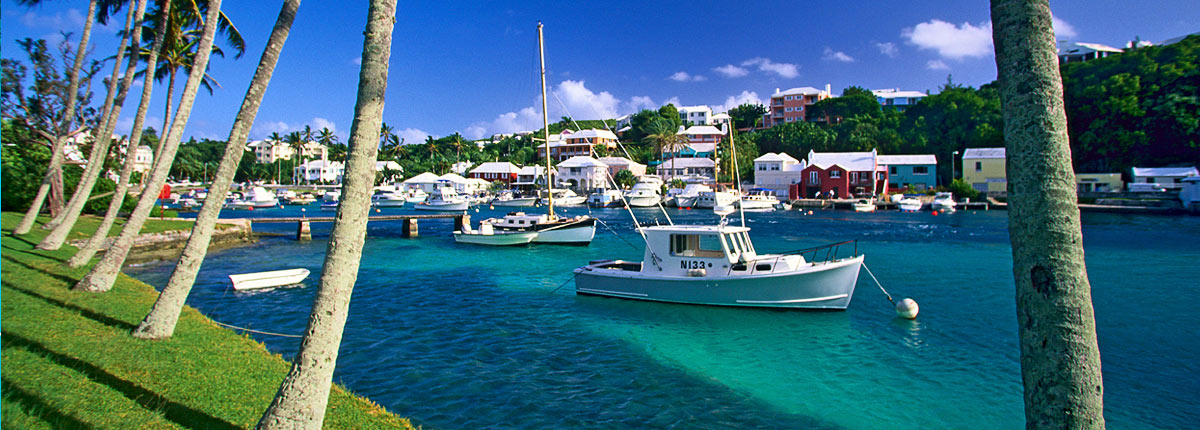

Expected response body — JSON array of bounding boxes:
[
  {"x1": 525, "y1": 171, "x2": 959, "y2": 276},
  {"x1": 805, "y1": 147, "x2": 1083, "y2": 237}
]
[
  {"x1": 2, "y1": 236, "x2": 69, "y2": 262},
  {"x1": 1, "y1": 378, "x2": 94, "y2": 429},
  {"x1": 1, "y1": 254, "x2": 79, "y2": 286},
  {"x1": 2, "y1": 332, "x2": 240, "y2": 430},
  {"x1": 1, "y1": 281, "x2": 136, "y2": 332}
]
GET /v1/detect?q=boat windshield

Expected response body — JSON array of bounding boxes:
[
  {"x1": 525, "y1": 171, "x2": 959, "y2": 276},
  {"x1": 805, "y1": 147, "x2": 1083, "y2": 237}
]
[
  {"x1": 724, "y1": 231, "x2": 755, "y2": 259},
  {"x1": 670, "y1": 234, "x2": 726, "y2": 258}
]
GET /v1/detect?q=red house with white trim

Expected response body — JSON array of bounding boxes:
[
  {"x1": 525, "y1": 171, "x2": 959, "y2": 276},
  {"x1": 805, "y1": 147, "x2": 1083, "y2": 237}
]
[
  {"x1": 468, "y1": 161, "x2": 521, "y2": 185},
  {"x1": 797, "y1": 149, "x2": 888, "y2": 199}
]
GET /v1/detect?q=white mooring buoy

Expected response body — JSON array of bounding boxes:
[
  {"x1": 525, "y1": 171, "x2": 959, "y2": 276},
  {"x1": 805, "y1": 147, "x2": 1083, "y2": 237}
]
[{"x1": 896, "y1": 298, "x2": 919, "y2": 319}]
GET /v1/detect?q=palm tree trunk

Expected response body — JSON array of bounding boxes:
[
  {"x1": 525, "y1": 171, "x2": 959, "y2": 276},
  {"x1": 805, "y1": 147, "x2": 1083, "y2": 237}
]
[
  {"x1": 39, "y1": 1, "x2": 139, "y2": 250},
  {"x1": 257, "y1": 0, "x2": 395, "y2": 427},
  {"x1": 133, "y1": 0, "x2": 301, "y2": 339},
  {"x1": 68, "y1": 0, "x2": 152, "y2": 267},
  {"x1": 990, "y1": 1, "x2": 1105, "y2": 428},
  {"x1": 13, "y1": 0, "x2": 98, "y2": 235},
  {"x1": 120, "y1": 0, "x2": 170, "y2": 191},
  {"x1": 73, "y1": 0, "x2": 223, "y2": 294},
  {"x1": 161, "y1": 67, "x2": 177, "y2": 153}
]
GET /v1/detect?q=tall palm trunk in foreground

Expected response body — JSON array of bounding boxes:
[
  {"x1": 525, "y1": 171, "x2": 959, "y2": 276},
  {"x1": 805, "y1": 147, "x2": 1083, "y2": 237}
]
[
  {"x1": 68, "y1": 0, "x2": 152, "y2": 267},
  {"x1": 257, "y1": 0, "x2": 396, "y2": 427},
  {"x1": 73, "y1": 0, "x2": 223, "y2": 293},
  {"x1": 13, "y1": 0, "x2": 98, "y2": 235},
  {"x1": 990, "y1": 1, "x2": 1105, "y2": 428},
  {"x1": 133, "y1": 0, "x2": 301, "y2": 339},
  {"x1": 39, "y1": 1, "x2": 139, "y2": 249}
]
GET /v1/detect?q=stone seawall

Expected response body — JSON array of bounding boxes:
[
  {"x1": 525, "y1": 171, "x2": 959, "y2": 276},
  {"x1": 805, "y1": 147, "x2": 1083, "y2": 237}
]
[{"x1": 68, "y1": 218, "x2": 256, "y2": 264}]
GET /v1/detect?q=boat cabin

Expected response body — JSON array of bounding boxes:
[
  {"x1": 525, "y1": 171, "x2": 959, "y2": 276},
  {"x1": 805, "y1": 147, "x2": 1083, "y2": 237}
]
[{"x1": 633, "y1": 225, "x2": 801, "y2": 277}]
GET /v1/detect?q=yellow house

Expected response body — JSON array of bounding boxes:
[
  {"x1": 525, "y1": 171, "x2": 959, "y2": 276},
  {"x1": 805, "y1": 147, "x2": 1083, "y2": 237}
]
[
  {"x1": 962, "y1": 147, "x2": 1007, "y2": 194},
  {"x1": 1076, "y1": 173, "x2": 1123, "y2": 192}
]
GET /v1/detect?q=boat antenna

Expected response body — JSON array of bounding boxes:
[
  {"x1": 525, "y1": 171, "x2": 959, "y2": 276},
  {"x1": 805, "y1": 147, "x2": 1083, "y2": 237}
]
[
  {"x1": 729, "y1": 124, "x2": 746, "y2": 227},
  {"x1": 538, "y1": 21, "x2": 555, "y2": 220}
]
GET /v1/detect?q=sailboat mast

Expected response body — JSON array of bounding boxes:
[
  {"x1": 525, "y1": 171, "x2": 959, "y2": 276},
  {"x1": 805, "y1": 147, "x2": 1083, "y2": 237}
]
[{"x1": 538, "y1": 21, "x2": 554, "y2": 218}]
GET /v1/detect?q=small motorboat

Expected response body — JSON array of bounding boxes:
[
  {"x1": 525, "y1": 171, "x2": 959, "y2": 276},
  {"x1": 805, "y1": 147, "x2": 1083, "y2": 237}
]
[
  {"x1": 229, "y1": 268, "x2": 310, "y2": 291},
  {"x1": 852, "y1": 199, "x2": 876, "y2": 212},
  {"x1": 696, "y1": 190, "x2": 737, "y2": 209},
  {"x1": 320, "y1": 190, "x2": 341, "y2": 211},
  {"x1": 738, "y1": 188, "x2": 780, "y2": 210},
  {"x1": 671, "y1": 184, "x2": 713, "y2": 208},
  {"x1": 624, "y1": 178, "x2": 663, "y2": 208},
  {"x1": 453, "y1": 220, "x2": 538, "y2": 246},
  {"x1": 224, "y1": 186, "x2": 279, "y2": 210},
  {"x1": 541, "y1": 188, "x2": 587, "y2": 206},
  {"x1": 898, "y1": 197, "x2": 923, "y2": 212},
  {"x1": 414, "y1": 181, "x2": 470, "y2": 211},
  {"x1": 403, "y1": 188, "x2": 429, "y2": 203},
  {"x1": 371, "y1": 189, "x2": 407, "y2": 207},
  {"x1": 931, "y1": 192, "x2": 957, "y2": 212},
  {"x1": 491, "y1": 190, "x2": 539, "y2": 207}
]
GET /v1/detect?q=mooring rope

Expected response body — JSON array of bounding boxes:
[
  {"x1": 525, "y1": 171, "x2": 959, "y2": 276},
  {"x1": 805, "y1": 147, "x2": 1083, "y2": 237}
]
[
  {"x1": 210, "y1": 319, "x2": 303, "y2": 338},
  {"x1": 861, "y1": 262, "x2": 895, "y2": 305},
  {"x1": 549, "y1": 273, "x2": 576, "y2": 294},
  {"x1": 594, "y1": 217, "x2": 641, "y2": 251}
]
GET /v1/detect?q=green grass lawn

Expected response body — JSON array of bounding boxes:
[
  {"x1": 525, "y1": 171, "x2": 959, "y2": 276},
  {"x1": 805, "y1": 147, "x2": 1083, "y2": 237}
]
[{"x1": 1, "y1": 212, "x2": 413, "y2": 429}]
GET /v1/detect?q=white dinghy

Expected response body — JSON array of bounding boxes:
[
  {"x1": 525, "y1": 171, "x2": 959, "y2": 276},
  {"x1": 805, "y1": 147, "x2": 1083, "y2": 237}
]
[{"x1": 229, "y1": 268, "x2": 310, "y2": 291}]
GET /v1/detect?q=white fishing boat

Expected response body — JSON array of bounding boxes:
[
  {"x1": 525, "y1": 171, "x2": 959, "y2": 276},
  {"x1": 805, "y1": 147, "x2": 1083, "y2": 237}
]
[
  {"x1": 403, "y1": 188, "x2": 429, "y2": 203},
  {"x1": 286, "y1": 194, "x2": 316, "y2": 205},
  {"x1": 541, "y1": 188, "x2": 587, "y2": 206},
  {"x1": 224, "y1": 186, "x2": 279, "y2": 210},
  {"x1": 229, "y1": 268, "x2": 310, "y2": 291},
  {"x1": 371, "y1": 189, "x2": 406, "y2": 207},
  {"x1": 624, "y1": 178, "x2": 663, "y2": 207},
  {"x1": 672, "y1": 184, "x2": 713, "y2": 208},
  {"x1": 738, "y1": 188, "x2": 780, "y2": 210},
  {"x1": 696, "y1": 190, "x2": 738, "y2": 209},
  {"x1": 491, "y1": 190, "x2": 539, "y2": 207},
  {"x1": 320, "y1": 190, "x2": 341, "y2": 211},
  {"x1": 852, "y1": 199, "x2": 876, "y2": 212},
  {"x1": 931, "y1": 192, "x2": 957, "y2": 212},
  {"x1": 454, "y1": 219, "x2": 538, "y2": 246},
  {"x1": 588, "y1": 188, "x2": 624, "y2": 208},
  {"x1": 898, "y1": 197, "x2": 923, "y2": 212},
  {"x1": 414, "y1": 181, "x2": 470, "y2": 211}
]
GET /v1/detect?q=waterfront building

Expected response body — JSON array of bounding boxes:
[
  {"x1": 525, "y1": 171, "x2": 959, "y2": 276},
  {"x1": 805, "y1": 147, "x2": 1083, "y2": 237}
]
[
  {"x1": 514, "y1": 165, "x2": 555, "y2": 192},
  {"x1": 677, "y1": 105, "x2": 713, "y2": 126},
  {"x1": 248, "y1": 139, "x2": 328, "y2": 164},
  {"x1": 598, "y1": 157, "x2": 646, "y2": 178},
  {"x1": 556, "y1": 156, "x2": 609, "y2": 190},
  {"x1": 294, "y1": 160, "x2": 344, "y2": 183},
  {"x1": 1075, "y1": 173, "x2": 1123, "y2": 193},
  {"x1": 677, "y1": 125, "x2": 724, "y2": 156},
  {"x1": 871, "y1": 89, "x2": 927, "y2": 112},
  {"x1": 1130, "y1": 166, "x2": 1200, "y2": 190},
  {"x1": 711, "y1": 112, "x2": 731, "y2": 128},
  {"x1": 1182, "y1": 177, "x2": 1200, "y2": 213},
  {"x1": 877, "y1": 154, "x2": 938, "y2": 191},
  {"x1": 962, "y1": 147, "x2": 1007, "y2": 194},
  {"x1": 762, "y1": 85, "x2": 832, "y2": 127},
  {"x1": 658, "y1": 157, "x2": 716, "y2": 182},
  {"x1": 451, "y1": 161, "x2": 473, "y2": 175},
  {"x1": 469, "y1": 162, "x2": 521, "y2": 185},
  {"x1": 402, "y1": 172, "x2": 442, "y2": 193},
  {"x1": 1057, "y1": 42, "x2": 1122, "y2": 64},
  {"x1": 544, "y1": 129, "x2": 617, "y2": 161},
  {"x1": 797, "y1": 149, "x2": 888, "y2": 199},
  {"x1": 753, "y1": 152, "x2": 805, "y2": 196}
]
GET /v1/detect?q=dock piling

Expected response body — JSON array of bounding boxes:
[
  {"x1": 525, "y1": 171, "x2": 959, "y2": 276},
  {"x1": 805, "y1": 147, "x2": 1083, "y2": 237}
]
[
  {"x1": 402, "y1": 219, "x2": 418, "y2": 238},
  {"x1": 455, "y1": 214, "x2": 471, "y2": 232},
  {"x1": 296, "y1": 221, "x2": 311, "y2": 241}
]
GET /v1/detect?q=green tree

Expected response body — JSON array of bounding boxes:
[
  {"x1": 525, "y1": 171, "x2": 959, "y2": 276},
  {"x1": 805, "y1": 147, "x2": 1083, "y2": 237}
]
[
  {"x1": 613, "y1": 168, "x2": 635, "y2": 189},
  {"x1": 991, "y1": 1, "x2": 1105, "y2": 427},
  {"x1": 728, "y1": 102, "x2": 767, "y2": 129}
]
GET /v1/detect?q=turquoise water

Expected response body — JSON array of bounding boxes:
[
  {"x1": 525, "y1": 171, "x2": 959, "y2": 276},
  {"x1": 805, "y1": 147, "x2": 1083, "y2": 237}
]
[{"x1": 127, "y1": 204, "x2": 1200, "y2": 429}]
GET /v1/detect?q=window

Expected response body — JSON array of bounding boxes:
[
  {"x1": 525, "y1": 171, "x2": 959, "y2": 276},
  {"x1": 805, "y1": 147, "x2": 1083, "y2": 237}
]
[
  {"x1": 912, "y1": 166, "x2": 929, "y2": 174},
  {"x1": 830, "y1": 170, "x2": 842, "y2": 179},
  {"x1": 890, "y1": 166, "x2": 897, "y2": 175},
  {"x1": 758, "y1": 165, "x2": 766, "y2": 171},
  {"x1": 850, "y1": 172, "x2": 859, "y2": 182},
  {"x1": 771, "y1": 165, "x2": 779, "y2": 171},
  {"x1": 975, "y1": 162, "x2": 982, "y2": 172},
  {"x1": 670, "y1": 234, "x2": 725, "y2": 258},
  {"x1": 808, "y1": 171, "x2": 818, "y2": 184}
]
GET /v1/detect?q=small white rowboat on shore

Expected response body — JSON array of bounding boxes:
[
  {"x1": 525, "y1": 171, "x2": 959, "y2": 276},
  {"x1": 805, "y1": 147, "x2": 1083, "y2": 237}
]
[{"x1": 229, "y1": 268, "x2": 310, "y2": 291}]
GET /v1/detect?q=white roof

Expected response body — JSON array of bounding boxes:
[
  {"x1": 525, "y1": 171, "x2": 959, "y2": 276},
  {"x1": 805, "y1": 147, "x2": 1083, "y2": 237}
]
[
  {"x1": 711, "y1": 113, "x2": 731, "y2": 120},
  {"x1": 877, "y1": 154, "x2": 937, "y2": 165},
  {"x1": 754, "y1": 152, "x2": 800, "y2": 163},
  {"x1": 685, "y1": 143, "x2": 717, "y2": 154},
  {"x1": 557, "y1": 156, "x2": 608, "y2": 168},
  {"x1": 518, "y1": 165, "x2": 554, "y2": 176},
  {"x1": 807, "y1": 151, "x2": 877, "y2": 171},
  {"x1": 1059, "y1": 42, "x2": 1122, "y2": 55},
  {"x1": 438, "y1": 173, "x2": 468, "y2": 183},
  {"x1": 773, "y1": 87, "x2": 824, "y2": 96},
  {"x1": 298, "y1": 160, "x2": 342, "y2": 168},
  {"x1": 659, "y1": 157, "x2": 715, "y2": 168},
  {"x1": 872, "y1": 89, "x2": 928, "y2": 99},
  {"x1": 677, "y1": 105, "x2": 712, "y2": 112},
  {"x1": 469, "y1": 161, "x2": 521, "y2": 174},
  {"x1": 962, "y1": 147, "x2": 1006, "y2": 159},
  {"x1": 375, "y1": 161, "x2": 402, "y2": 171},
  {"x1": 680, "y1": 125, "x2": 724, "y2": 135},
  {"x1": 561, "y1": 129, "x2": 617, "y2": 141},
  {"x1": 1131, "y1": 167, "x2": 1199, "y2": 177},
  {"x1": 597, "y1": 157, "x2": 644, "y2": 168},
  {"x1": 403, "y1": 172, "x2": 442, "y2": 183}
]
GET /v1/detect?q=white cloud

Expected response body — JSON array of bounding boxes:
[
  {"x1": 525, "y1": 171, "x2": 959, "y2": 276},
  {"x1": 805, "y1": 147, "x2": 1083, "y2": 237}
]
[
  {"x1": 822, "y1": 47, "x2": 855, "y2": 63},
  {"x1": 663, "y1": 96, "x2": 682, "y2": 107},
  {"x1": 310, "y1": 117, "x2": 337, "y2": 133},
  {"x1": 713, "y1": 64, "x2": 750, "y2": 78},
  {"x1": 741, "y1": 57, "x2": 800, "y2": 78},
  {"x1": 554, "y1": 80, "x2": 621, "y2": 119},
  {"x1": 926, "y1": 60, "x2": 950, "y2": 70},
  {"x1": 20, "y1": 9, "x2": 85, "y2": 30},
  {"x1": 398, "y1": 128, "x2": 432, "y2": 144},
  {"x1": 902, "y1": 19, "x2": 993, "y2": 60},
  {"x1": 464, "y1": 106, "x2": 543, "y2": 140},
  {"x1": 718, "y1": 91, "x2": 763, "y2": 112},
  {"x1": 464, "y1": 81, "x2": 658, "y2": 139},
  {"x1": 627, "y1": 96, "x2": 657, "y2": 112},
  {"x1": 668, "y1": 71, "x2": 706, "y2": 82},
  {"x1": 876, "y1": 42, "x2": 898, "y2": 58},
  {"x1": 252, "y1": 120, "x2": 292, "y2": 138},
  {"x1": 1052, "y1": 16, "x2": 1077, "y2": 40}
]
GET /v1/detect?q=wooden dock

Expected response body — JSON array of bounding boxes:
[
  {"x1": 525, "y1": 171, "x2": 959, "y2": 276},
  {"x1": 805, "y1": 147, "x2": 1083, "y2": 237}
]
[{"x1": 228, "y1": 213, "x2": 470, "y2": 240}]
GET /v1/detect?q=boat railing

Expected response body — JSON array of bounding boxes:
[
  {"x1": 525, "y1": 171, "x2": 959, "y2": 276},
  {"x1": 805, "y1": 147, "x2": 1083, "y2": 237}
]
[{"x1": 777, "y1": 239, "x2": 858, "y2": 265}]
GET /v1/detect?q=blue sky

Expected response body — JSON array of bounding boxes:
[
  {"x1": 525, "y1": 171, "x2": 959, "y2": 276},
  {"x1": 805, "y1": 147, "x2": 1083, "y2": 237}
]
[{"x1": 3, "y1": 1, "x2": 1197, "y2": 144}]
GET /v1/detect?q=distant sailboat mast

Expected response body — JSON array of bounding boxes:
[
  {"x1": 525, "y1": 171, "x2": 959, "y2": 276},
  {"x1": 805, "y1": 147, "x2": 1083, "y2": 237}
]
[{"x1": 538, "y1": 21, "x2": 555, "y2": 219}]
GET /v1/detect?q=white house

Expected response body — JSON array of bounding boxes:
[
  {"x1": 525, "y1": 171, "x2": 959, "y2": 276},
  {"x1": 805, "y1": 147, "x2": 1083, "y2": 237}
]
[
  {"x1": 1057, "y1": 42, "x2": 1122, "y2": 64},
  {"x1": 753, "y1": 152, "x2": 805, "y2": 195},
  {"x1": 294, "y1": 160, "x2": 344, "y2": 183},
  {"x1": 710, "y1": 112, "x2": 731, "y2": 128},
  {"x1": 450, "y1": 161, "x2": 473, "y2": 175},
  {"x1": 132, "y1": 145, "x2": 154, "y2": 173},
  {"x1": 677, "y1": 125, "x2": 724, "y2": 155},
  {"x1": 677, "y1": 105, "x2": 713, "y2": 126},
  {"x1": 1130, "y1": 167, "x2": 1199, "y2": 190},
  {"x1": 402, "y1": 172, "x2": 442, "y2": 193},
  {"x1": 872, "y1": 89, "x2": 927, "y2": 111},
  {"x1": 556, "y1": 156, "x2": 609, "y2": 190},
  {"x1": 658, "y1": 157, "x2": 716, "y2": 182},
  {"x1": 514, "y1": 166, "x2": 555, "y2": 191},
  {"x1": 598, "y1": 156, "x2": 647, "y2": 178}
]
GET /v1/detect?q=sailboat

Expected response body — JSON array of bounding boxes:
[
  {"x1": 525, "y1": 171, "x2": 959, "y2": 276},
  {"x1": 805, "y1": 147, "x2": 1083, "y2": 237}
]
[{"x1": 455, "y1": 22, "x2": 596, "y2": 246}]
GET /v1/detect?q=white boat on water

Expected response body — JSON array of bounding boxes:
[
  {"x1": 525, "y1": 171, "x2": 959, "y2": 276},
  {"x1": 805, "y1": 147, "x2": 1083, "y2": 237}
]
[
  {"x1": 371, "y1": 189, "x2": 406, "y2": 207},
  {"x1": 403, "y1": 188, "x2": 429, "y2": 203},
  {"x1": 454, "y1": 220, "x2": 538, "y2": 246},
  {"x1": 931, "y1": 192, "x2": 957, "y2": 212},
  {"x1": 738, "y1": 188, "x2": 780, "y2": 210},
  {"x1": 224, "y1": 186, "x2": 279, "y2": 210},
  {"x1": 852, "y1": 199, "x2": 876, "y2": 212},
  {"x1": 588, "y1": 188, "x2": 624, "y2": 208},
  {"x1": 672, "y1": 184, "x2": 713, "y2": 208},
  {"x1": 624, "y1": 178, "x2": 663, "y2": 207},
  {"x1": 229, "y1": 268, "x2": 310, "y2": 291},
  {"x1": 898, "y1": 197, "x2": 923, "y2": 212},
  {"x1": 541, "y1": 188, "x2": 586, "y2": 206},
  {"x1": 415, "y1": 181, "x2": 471, "y2": 211},
  {"x1": 491, "y1": 190, "x2": 539, "y2": 207},
  {"x1": 696, "y1": 190, "x2": 738, "y2": 209},
  {"x1": 320, "y1": 190, "x2": 341, "y2": 211}
]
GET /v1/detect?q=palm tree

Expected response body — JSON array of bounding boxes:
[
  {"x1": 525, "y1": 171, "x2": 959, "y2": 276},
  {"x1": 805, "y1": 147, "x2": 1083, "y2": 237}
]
[
  {"x1": 39, "y1": 1, "x2": 143, "y2": 250},
  {"x1": 990, "y1": 1, "x2": 1105, "y2": 428},
  {"x1": 257, "y1": 1, "x2": 396, "y2": 426},
  {"x1": 646, "y1": 117, "x2": 687, "y2": 181},
  {"x1": 132, "y1": 0, "x2": 301, "y2": 339},
  {"x1": 285, "y1": 131, "x2": 306, "y2": 183},
  {"x1": 68, "y1": 0, "x2": 154, "y2": 266},
  {"x1": 74, "y1": 0, "x2": 224, "y2": 293},
  {"x1": 13, "y1": 0, "x2": 100, "y2": 235}
]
